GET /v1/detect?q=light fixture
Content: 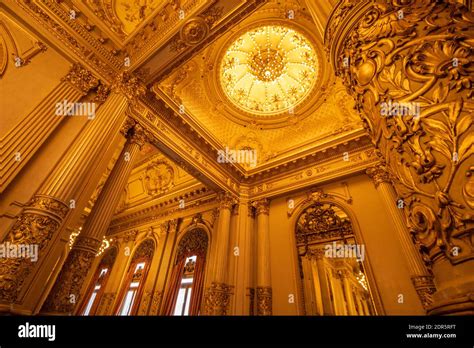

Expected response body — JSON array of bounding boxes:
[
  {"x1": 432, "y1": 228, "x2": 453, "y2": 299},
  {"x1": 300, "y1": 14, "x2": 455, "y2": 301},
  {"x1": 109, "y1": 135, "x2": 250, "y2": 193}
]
[
  {"x1": 96, "y1": 237, "x2": 112, "y2": 257},
  {"x1": 220, "y1": 25, "x2": 318, "y2": 115}
]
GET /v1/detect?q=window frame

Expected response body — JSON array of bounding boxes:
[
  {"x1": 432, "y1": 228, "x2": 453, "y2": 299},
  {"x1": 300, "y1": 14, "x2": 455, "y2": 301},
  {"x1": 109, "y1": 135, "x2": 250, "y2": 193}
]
[{"x1": 114, "y1": 256, "x2": 151, "y2": 316}]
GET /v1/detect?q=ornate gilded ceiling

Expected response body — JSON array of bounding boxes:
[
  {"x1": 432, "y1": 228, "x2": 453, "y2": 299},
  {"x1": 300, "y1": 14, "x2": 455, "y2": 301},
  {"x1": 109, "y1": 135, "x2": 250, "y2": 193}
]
[
  {"x1": 13, "y1": 0, "x2": 372, "y2": 194},
  {"x1": 220, "y1": 24, "x2": 318, "y2": 116},
  {"x1": 83, "y1": 0, "x2": 166, "y2": 38},
  {"x1": 153, "y1": 0, "x2": 363, "y2": 169}
]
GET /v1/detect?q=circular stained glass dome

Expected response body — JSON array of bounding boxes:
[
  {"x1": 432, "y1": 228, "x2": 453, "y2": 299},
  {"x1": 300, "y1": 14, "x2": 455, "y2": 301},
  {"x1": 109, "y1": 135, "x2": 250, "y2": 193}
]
[{"x1": 220, "y1": 25, "x2": 318, "y2": 116}]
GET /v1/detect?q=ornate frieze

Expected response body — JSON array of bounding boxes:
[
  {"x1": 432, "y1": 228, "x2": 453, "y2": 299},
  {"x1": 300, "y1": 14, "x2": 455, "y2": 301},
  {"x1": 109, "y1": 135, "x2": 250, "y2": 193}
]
[
  {"x1": 204, "y1": 282, "x2": 232, "y2": 315},
  {"x1": 166, "y1": 5, "x2": 224, "y2": 53},
  {"x1": 118, "y1": 230, "x2": 139, "y2": 243},
  {"x1": 256, "y1": 286, "x2": 272, "y2": 316},
  {"x1": 15, "y1": 0, "x2": 119, "y2": 81}
]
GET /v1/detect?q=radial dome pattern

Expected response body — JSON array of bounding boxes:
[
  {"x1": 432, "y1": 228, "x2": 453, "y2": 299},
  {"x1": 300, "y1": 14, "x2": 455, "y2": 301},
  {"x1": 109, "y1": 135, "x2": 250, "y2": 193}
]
[{"x1": 220, "y1": 25, "x2": 318, "y2": 116}]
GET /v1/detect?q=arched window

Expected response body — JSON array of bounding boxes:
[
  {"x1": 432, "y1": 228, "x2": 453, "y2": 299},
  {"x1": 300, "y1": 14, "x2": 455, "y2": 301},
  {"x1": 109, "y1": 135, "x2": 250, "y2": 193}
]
[
  {"x1": 163, "y1": 229, "x2": 208, "y2": 316},
  {"x1": 295, "y1": 202, "x2": 376, "y2": 315},
  {"x1": 79, "y1": 247, "x2": 117, "y2": 316},
  {"x1": 115, "y1": 239, "x2": 155, "y2": 316}
]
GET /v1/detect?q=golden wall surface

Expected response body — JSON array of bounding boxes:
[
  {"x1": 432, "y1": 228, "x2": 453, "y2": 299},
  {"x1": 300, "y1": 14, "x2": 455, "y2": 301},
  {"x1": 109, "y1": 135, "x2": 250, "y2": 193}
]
[{"x1": 1, "y1": 0, "x2": 472, "y2": 317}]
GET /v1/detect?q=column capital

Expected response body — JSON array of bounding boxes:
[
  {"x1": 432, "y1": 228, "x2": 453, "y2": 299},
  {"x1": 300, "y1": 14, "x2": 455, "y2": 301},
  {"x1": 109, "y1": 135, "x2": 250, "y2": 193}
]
[
  {"x1": 217, "y1": 192, "x2": 237, "y2": 210},
  {"x1": 61, "y1": 62, "x2": 99, "y2": 95},
  {"x1": 247, "y1": 204, "x2": 256, "y2": 218},
  {"x1": 128, "y1": 124, "x2": 148, "y2": 148},
  {"x1": 366, "y1": 165, "x2": 392, "y2": 188},
  {"x1": 121, "y1": 118, "x2": 149, "y2": 149},
  {"x1": 112, "y1": 72, "x2": 147, "y2": 103},
  {"x1": 251, "y1": 198, "x2": 270, "y2": 216}
]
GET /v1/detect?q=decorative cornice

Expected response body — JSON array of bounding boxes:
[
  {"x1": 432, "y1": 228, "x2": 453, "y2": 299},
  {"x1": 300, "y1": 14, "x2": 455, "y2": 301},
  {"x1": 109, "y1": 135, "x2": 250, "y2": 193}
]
[
  {"x1": 15, "y1": 0, "x2": 120, "y2": 82},
  {"x1": 107, "y1": 188, "x2": 213, "y2": 234}
]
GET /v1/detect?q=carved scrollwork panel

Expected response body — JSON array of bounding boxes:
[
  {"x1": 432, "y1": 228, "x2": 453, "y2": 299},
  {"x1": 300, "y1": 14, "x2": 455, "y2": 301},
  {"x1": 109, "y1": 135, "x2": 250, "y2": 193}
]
[{"x1": 328, "y1": 0, "x2": 474, "y2": 265}]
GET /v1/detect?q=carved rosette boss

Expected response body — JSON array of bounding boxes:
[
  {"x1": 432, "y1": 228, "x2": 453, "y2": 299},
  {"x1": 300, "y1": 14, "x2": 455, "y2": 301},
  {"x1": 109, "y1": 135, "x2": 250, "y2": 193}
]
[{"x1": 326, "y1": 0, "x2": 474, "y2": 315}]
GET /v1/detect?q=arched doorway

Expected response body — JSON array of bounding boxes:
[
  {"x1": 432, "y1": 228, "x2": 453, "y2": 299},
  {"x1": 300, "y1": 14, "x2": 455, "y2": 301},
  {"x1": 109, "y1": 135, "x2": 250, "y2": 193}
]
[{"x1": 296, "y1": 202, "x2": 376, "y2": 315}]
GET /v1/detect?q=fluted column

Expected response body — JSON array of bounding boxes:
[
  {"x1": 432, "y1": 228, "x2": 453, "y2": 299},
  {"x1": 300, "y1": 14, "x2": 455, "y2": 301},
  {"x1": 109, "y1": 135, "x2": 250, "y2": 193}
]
[
  {"x1": 332, "y1": 270, "x2": 346, "y2": 315},
  {"x1": 326, "y1": 0, "x2": 474, "y2": 315},
  {"x1": 41, "y1": 122, "x2": 147, "y2": 314},
  {"x1": 252, "y1": 198, "x2": 272, "y2": 316},
  {"x1": 366, "y1": 165, "x2": 436, "y2": 309},
  {"x1": 0, "y1": 63, "x2": 102, "y2": 193},
  {"x1": 0, "y1": 72, "x2": 146, "y2": 312},
  {"x1": 204, "y1": 192, "x2": 235, "y2": 315},
  {"x1": 341, "y1": 270, "x2": 357, "y2": 315},
  {"x1": 313, "y1": 249, "x2": 334, "y2": 315}
]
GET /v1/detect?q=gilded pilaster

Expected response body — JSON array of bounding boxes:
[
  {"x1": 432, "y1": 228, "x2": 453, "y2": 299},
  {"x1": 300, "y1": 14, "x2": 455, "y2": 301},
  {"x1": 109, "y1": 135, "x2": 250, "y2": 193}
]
[
  {"x1": 366, "y1": 165, "x2": 436, "y2": 309},
  {"x1": 251, "y1": 198, "x2": 272, "y2": 315},
  {"x1": 229, "y1": 201, "x2": 254, "y2": 315},
  {"x1": 311, "y1": 248, "x2": 334, "y2": 315},
  {"x1": 204, "y1": 192, "x2": 236, "y2": 315},
  {"x1": 341, "y1": 269, "x2": 357, "y2": 315},
  {"x1": 327, "y1": 0, "x2": 474, "y2": 315}
]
